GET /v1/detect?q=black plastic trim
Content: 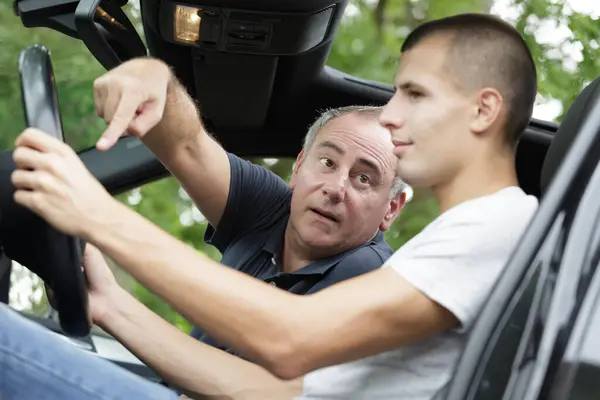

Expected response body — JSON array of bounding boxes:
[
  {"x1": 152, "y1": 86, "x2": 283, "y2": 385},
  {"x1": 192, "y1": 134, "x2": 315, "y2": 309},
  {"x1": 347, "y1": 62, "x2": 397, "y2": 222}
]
[{"x1": 525, "y1": 147, "x2": 600, "y2": 399}]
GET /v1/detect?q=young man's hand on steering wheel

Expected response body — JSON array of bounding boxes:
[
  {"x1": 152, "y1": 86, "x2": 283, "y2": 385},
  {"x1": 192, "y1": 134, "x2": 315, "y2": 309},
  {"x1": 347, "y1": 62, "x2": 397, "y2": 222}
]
[
  {"x1": 10, "y1": 128, "x2": 120, "y2": 239},
  {"x1": 45, "y1": 244, "x2": 123, "y2": 326}
]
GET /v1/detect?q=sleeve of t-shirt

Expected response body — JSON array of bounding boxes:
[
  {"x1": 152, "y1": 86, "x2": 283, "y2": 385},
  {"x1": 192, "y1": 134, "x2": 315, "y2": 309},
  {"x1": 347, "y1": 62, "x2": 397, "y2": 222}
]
[
  {"x1": 204, "y1": 152, "x2": 292, "y2": 253},
  {"x1": 385, "y1": 216, "x2": 516, "y2": 333}
]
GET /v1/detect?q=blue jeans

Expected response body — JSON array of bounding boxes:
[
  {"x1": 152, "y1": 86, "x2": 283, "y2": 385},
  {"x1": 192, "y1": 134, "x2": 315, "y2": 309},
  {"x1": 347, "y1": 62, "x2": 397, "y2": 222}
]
[{"x1": 0, "y1": 303, "x2": 179, "y2": 400}]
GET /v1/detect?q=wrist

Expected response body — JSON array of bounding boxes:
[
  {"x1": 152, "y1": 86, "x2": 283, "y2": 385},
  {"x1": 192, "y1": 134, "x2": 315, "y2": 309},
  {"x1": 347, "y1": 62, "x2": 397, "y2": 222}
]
[
  {"x1": 95, "y1": 284, "x2": 134, "y2": 329},
  {"x1": 83, "y1": 196, "x2": 129, "y2": 247}
]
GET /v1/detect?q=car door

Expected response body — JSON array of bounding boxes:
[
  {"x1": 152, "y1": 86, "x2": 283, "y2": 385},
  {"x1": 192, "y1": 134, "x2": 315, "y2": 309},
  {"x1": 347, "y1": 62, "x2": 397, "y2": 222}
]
[
  {"x1": 443, "y1": 94, "x2": 600, "y2": 400},
  {"x1": 546, "y1": 223, "x2": 600, "y2": 400}
]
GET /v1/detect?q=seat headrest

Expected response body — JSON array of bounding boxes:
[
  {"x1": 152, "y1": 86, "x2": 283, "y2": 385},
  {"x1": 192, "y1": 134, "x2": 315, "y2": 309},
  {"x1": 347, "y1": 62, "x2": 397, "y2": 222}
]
[{"x1": 541, "y1": 77, "x2": 600, "y2": 193}]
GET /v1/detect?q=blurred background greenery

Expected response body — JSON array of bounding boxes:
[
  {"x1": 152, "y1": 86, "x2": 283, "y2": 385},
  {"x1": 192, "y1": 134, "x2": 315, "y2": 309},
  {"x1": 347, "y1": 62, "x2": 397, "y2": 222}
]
[{"x1": 2, "y1": 0, "x2": 599, "y2": 332}]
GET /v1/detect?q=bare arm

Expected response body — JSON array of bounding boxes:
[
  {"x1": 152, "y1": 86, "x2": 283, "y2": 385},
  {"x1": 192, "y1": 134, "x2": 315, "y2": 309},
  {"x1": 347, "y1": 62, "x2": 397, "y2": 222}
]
[
  {"x1": 93, "y1": 58, "x2": 231, "y2": 228},
  {"x1": 90, "y1": 200, "x2": 459, "y2": 380},
  {"x1": 140, "y1": 77, "x2": 231, "y2": 227},
  {"x1": 100, "y1": 285, "x2": 302, "y2": 400}
]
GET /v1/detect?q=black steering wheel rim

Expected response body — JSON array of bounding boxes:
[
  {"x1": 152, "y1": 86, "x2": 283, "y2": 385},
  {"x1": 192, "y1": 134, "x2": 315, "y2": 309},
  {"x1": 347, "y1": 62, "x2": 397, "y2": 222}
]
[{"x1": 0, "y1": 44, "x2": 90, "y2": 337}]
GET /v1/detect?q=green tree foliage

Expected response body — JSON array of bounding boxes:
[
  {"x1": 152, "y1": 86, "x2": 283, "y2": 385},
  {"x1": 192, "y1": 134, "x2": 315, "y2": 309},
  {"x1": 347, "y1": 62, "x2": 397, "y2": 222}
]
[{"x1": 3, "y1": 0, "x2": 599, "y2": 331}]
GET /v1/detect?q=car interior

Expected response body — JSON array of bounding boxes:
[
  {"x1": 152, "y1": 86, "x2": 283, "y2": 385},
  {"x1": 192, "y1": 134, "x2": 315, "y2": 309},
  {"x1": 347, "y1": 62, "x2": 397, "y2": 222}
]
[{"x1": 1, "y1": 0, "x2": 599, "y2": 396}]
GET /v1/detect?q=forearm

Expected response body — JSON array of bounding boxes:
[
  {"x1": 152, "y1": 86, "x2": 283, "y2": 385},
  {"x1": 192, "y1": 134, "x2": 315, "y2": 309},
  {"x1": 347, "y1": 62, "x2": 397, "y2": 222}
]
[
  {"x1": 99, "y1": 286, "x2": 300, "y2": 399},
  {"x1": 87, "y1": 200, "x2": 442, "y2": 380},
  {"x1": 89, "y1": 200, "x2": 305, "y2": 376},
  {"x1": 137, "y1": 67, "x2": 231, "y2": 227},
  {"x1": 140, "y1": 75, "x2": 206, "y2": 166}
]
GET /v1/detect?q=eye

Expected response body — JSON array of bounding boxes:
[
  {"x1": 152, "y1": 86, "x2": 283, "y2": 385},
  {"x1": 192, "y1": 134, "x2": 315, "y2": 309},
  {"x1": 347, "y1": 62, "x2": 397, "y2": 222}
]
[
  {"x1": 320, "y1": 157, "x2": 334, "y2": 168},
  {"x1": 357, "y1": 174, "x2": 371, "y2": 185},
  {"x1": 407, "y1": 89, "x2": 423, "y2": 99}
]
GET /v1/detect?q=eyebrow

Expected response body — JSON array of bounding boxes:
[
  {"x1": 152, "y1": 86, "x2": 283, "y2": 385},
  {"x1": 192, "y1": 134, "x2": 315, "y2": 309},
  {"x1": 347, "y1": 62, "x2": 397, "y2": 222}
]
[
  {"x1": 396, "y1": 80, "x2": 422, "y2": 91},
  {"x1": 317, "y1": 140, "x2": 383, "y2": 176},
  {"x1": 317, "y1": 140, "x2": 344, "y2": 154}
]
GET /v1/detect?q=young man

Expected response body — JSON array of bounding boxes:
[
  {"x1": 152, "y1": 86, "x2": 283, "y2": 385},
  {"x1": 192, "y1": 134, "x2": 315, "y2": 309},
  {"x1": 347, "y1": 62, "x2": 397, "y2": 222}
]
[{"x1": 1, "y1": 12, "x2": 538, "y2": 400}]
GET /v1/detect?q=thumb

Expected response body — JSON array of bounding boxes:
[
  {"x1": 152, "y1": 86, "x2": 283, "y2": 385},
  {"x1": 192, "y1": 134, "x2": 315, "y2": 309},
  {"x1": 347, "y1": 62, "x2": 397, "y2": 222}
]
[{"x1": 82, "y1": 244, "x2": 104, "y2": 265}]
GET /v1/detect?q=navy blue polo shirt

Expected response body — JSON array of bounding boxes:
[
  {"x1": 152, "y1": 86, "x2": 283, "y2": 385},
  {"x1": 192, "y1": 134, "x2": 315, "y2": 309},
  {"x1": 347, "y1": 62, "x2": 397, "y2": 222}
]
[{"x1": 189, "y1": 152, "x2": 394, "y2": 355}]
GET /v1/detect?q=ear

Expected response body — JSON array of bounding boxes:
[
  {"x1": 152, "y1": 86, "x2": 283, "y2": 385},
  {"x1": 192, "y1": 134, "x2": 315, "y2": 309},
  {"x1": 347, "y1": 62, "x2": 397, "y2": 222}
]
[
  {"x1": 379, "y1": 191, "x2": 406, "y2": 231},
  {"x1": 289, "y1": 149, "x2": 305, "y2": 189},
  {"x1": 470, "y1": 88, "x2": 504, "y2": 135}
]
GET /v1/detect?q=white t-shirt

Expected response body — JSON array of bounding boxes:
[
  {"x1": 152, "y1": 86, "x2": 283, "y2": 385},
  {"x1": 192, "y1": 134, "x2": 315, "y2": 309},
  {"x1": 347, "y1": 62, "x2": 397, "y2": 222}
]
[{"x1": 298, "y1": 186, "x2": 539, "y2": 399}]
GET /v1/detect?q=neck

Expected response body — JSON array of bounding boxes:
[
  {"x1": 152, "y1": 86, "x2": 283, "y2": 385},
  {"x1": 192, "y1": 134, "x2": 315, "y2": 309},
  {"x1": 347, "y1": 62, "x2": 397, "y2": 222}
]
[
  {"x1": 433, "y1": 146, "x2": 519, "y2": 213},
  {"x1": 281, "y1": 221, "x2": 315, "y2": 273}
]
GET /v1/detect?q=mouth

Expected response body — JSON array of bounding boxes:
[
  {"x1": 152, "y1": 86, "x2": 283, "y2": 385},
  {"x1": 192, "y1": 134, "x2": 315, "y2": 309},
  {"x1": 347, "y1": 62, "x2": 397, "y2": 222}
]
[
  {"x1": 392, "y1": 139, "x2": 413, "y2": 156},
  {"x1": 310, "y1": 208, "x2": 339, "y2": 223},
  {"x1": 392, "y1": 139, "x2": 413, "y2": 147}
]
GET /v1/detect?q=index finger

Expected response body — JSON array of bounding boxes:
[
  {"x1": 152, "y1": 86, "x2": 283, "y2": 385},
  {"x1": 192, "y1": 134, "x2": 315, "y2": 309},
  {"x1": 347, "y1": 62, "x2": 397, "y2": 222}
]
[{"x1": 97, "y1": 91, "x2": 142, "y2": 151}]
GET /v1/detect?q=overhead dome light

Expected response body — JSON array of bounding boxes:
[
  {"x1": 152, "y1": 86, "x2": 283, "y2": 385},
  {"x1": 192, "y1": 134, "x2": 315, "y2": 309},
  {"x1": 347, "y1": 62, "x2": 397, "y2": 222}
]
[{"x1": 174, "y1": 5, "x2": 201, "y2": 43}]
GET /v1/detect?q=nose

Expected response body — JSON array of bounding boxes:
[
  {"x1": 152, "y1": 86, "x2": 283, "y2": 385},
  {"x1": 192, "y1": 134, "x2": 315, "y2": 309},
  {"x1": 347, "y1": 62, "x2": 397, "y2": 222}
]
[
  {"x1": 322, "y1": 173, "x2": 347, "y2": 203},
  {"x1": 379, "y1": 94, "x2": 405, "y2": 131}
]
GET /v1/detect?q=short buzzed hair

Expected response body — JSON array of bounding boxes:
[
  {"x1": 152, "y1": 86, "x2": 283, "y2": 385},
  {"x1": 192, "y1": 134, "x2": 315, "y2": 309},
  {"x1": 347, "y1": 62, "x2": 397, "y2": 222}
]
[{"x1": 402, "y1": 13, "x2": 537, "y2": 146}]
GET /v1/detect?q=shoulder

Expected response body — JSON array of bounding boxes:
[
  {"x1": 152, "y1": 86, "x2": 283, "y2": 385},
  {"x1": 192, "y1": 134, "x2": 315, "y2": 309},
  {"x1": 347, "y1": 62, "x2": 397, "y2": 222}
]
[
  {"x1": 384, "y1": 186, "x2": 540, "y2": 279},
  {"x1": 227, "y1": 152, "x2": 288, "y2": 185},
  {"x1": 416, "y1": 187, "x2": 537, "y2": 246},
  {"x1": 382, "y1": 187, "x2": 539, "y2": 329},
  {"x1": 327, "y1": 243, "x2": 392, "y2": 280},
  {"x1": 444, "y1": 186, "x2": 538, "y2": 224},
  {"x1": 447, "y1": 187, "x2": 537, "y2": 245},
  {"x1": 305, "y1": 235, "x2": 394, "y2": 294}
]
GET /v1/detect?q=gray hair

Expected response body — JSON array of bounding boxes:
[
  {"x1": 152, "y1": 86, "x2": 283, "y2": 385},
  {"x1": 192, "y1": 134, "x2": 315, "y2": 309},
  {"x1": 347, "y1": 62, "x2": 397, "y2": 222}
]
[{"x1": 301, "y1": 105, "x2": 408, "y2": 200}]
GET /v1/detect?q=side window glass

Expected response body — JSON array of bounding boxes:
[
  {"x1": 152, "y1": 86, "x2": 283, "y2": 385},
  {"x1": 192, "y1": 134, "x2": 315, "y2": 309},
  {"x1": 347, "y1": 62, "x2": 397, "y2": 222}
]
[
  {"x1": 465, "y1": 214, "x2": 568, "y2": 399},
  {"x1": 546, "y1": 223, "x2": 600, "y2": 399}
]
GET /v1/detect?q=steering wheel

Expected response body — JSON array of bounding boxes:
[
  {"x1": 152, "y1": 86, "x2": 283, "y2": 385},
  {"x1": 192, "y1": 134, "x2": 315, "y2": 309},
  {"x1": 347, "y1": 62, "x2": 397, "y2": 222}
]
[{"x1": 0, "y1": 44, "x2": 90, "y2": 337}]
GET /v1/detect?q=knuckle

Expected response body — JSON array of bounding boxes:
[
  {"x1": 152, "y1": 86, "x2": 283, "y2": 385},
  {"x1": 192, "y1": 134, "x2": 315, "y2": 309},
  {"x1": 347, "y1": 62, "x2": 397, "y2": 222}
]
[
  {"x1": 112, "y1": 75, "x2": 138, "y2": 93},
  {"x1": 12, "y1": 147, "x2": 23, "y2": 160},
  {"x1": 126, "y1": 123, "x2": 142, "y2": 136},
  {"x1": 93, "y1": 76, "x2": 111, "y2": 93},
  {"x1": 10, "y1": 170, "x2": 20, "y2": 185},
  {"x1": 52, "y1": 155, "x2": 71, "y2": 175},
  {"x1": 110, "y1": 113, "x2": 129, "y2": 125},
  {"x1": 62, "y1": 143, "x2": 76, "y2": 156},
  {"x1": 45, "y1": 153, "x2": 60, "y2": 171},
  {"x1": 23, "y1": 127, "x2": 36, "y2": 136},
  {"x1": 37, "y1": 170, "x2": 51, "y2": 186},
  {"x1": 92, "y1": 77, "x2": 103, "y2": 90},
  {"x1": 31, "y1": 191, "x2": 44, "y2": 210}
]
